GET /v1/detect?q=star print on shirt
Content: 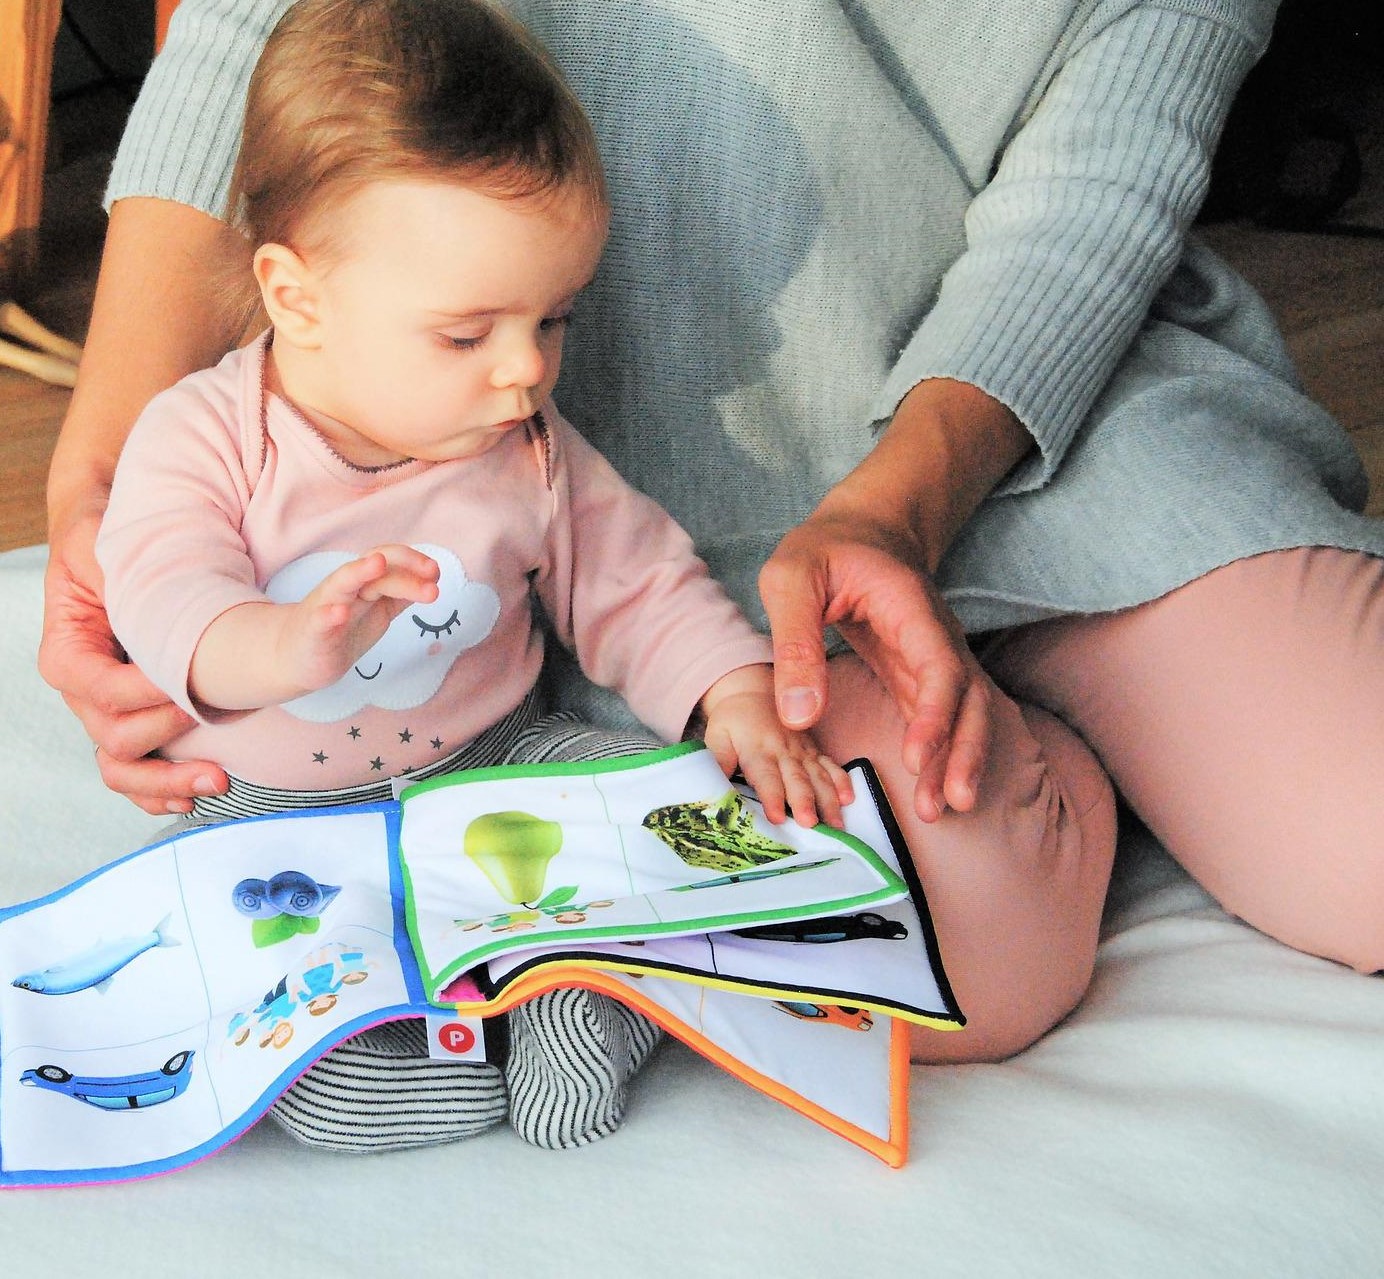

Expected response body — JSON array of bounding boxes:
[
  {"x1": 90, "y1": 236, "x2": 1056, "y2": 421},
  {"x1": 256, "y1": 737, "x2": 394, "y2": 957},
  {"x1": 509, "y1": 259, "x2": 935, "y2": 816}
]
[
  {"x1": 398, "y1": 729, "x2": 413, "y2": 743},
  {"x1": 370, "y1": 757, "x2": 385, "y2": 771},
  {"x1": 312, "y1": 751, "x2": 328, "y2": 764},
  {"x1": 348, "y1": 726, "x2": 362, "y2": 739},
  {"x1": 431, "y1": 738, "x2": 444, "y2": 751}
]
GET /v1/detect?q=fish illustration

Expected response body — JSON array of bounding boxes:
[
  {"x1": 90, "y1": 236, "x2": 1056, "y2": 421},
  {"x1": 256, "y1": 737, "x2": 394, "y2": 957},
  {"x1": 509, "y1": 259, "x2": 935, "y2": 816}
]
[{"x1": 11, "y1": 915, "x2": 180, "y2": 995}]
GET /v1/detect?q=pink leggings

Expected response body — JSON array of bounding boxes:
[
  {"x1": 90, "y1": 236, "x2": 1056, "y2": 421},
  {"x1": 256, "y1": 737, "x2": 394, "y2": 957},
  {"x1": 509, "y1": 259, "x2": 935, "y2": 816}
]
[{"x1": 811, "y1": 547, "x2": 1384, "y2": 1063}]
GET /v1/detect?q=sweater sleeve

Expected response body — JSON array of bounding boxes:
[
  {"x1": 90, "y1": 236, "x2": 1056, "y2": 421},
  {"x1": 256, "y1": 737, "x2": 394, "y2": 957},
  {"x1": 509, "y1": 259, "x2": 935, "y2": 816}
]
[
  {"x1": 870, "y1": 4, "x2": 1271, "y2": 495},
  {"x1": 95, "y1": 375, "x2": 267, "y2": 720},
  {"x1": 104, "y1": 0, "x2": 290, "y2": 216},
  {"x1": 533, "y1": 416, "x2": 773, "y2": 742}
]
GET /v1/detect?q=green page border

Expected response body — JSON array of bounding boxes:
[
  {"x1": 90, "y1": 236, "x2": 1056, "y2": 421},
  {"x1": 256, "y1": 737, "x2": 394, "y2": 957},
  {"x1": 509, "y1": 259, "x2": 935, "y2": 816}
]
[{"x1": 397, "y1": 743, "x2": 907, "y2": 1000}]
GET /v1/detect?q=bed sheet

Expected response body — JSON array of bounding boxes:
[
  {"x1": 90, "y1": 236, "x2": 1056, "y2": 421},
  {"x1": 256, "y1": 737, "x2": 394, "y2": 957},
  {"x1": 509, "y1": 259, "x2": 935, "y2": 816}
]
[{"x1": 0, "y1": 545, "x2": 1380, "y2": 1278}]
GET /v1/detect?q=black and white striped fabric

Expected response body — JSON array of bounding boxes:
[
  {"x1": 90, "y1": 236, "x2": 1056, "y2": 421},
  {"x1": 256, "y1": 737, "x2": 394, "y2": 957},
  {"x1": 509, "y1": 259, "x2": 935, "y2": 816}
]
[
  {"x1": 271, "y1": 1020, "x2": 508, "y2": 1152},
  {"x1": 262, "y1": 709, "x2": 667, "y2": 1153},
  {"x1": 506, "y1": 985, "x2": 664, "y2": 1149}
]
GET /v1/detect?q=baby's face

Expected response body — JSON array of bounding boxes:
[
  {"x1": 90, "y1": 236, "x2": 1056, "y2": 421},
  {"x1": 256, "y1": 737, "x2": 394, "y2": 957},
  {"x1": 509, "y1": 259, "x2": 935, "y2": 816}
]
[{"x1": 286, "y1": 179, "x2": 606, "y2": 467}]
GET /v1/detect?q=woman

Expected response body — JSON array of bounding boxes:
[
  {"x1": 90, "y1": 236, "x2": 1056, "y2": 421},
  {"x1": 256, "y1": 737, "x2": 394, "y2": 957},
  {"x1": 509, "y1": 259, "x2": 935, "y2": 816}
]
[{"x1": 40, "y1": 0, "x2": 1383, "y2": 1076}]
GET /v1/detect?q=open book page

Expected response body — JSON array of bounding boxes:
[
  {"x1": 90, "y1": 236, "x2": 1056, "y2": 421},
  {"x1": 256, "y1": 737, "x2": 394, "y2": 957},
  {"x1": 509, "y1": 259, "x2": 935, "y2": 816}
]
[
  {"x1": 445, "y1": 761, "x2": 964, "y2": 1031},
  {"x1": 0, "y1": 803, "x2": 418, "y2": 1186},
  {"x1": 399, "y1": 743, "x2": 908, "y2": 1002}
]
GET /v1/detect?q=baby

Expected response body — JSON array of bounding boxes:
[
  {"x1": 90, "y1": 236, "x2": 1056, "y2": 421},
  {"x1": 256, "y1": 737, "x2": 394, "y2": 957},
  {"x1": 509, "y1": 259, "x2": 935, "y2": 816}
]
[{"x1": 96, "y1": 0, "x2": 850, "y2": 1153}]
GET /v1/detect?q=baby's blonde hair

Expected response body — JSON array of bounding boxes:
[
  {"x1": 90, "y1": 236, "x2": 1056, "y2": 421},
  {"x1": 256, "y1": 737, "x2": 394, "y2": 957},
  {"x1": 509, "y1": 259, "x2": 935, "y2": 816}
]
[{"x1": 222, "y1": 0, "x2": 606, "y2": 321}]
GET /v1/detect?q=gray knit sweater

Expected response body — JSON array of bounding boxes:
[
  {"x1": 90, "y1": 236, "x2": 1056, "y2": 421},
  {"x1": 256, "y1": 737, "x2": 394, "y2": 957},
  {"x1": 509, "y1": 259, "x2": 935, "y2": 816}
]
[{"x1": 108, "y1": 0, "x2": 1380, "y2": 642}]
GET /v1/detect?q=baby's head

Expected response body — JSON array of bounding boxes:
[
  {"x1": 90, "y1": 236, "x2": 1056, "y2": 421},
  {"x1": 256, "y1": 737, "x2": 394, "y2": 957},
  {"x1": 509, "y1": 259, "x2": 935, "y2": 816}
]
[
  {"x1": 225, "y1": 0, "x2": 609, "y2": 466},
  {"x1": 229, "y1": 0, "x2": 605, "y2": 278}
]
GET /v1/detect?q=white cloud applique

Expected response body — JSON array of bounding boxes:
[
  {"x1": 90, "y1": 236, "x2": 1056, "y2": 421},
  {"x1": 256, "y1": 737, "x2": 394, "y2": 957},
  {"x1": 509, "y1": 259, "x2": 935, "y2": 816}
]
[{"x1": 264, "y1": 543, "x2": 501, "y2": 723}]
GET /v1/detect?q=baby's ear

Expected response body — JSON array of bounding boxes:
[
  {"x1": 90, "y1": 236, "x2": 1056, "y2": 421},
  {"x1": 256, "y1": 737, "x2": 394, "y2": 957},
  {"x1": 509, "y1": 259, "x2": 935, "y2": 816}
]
[{"x1": 254, "y1": 243, "x2": 323, "y2": 348}]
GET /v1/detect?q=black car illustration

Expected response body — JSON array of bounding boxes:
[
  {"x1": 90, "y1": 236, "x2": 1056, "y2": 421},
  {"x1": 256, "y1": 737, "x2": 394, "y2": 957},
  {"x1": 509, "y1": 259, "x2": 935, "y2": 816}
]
[{"x1": 731, "y1": 912, "x2": 908, "y2": 944}]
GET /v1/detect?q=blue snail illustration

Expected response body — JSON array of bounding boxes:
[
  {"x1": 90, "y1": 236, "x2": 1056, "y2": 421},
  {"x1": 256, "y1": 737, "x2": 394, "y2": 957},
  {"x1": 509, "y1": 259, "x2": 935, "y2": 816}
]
[
  {"x1": 232, "y1": 871, "x2": 341, "y2": 947},
  {"x1": 232, "y1": 871, "x2": 341, "y2": 917}
]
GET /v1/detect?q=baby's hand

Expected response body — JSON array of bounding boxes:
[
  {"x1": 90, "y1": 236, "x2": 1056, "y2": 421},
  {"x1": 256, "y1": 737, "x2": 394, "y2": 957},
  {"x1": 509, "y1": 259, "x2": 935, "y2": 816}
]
[
  {"x1": 287, "y1": 545, "x2": 441, "y2": 691},
  {"x1": 190, "y1": 545, "x2": 441, "y2": 713},
  {"x1": 699, "y1": 665, "x2": 853, "y2": 828}
]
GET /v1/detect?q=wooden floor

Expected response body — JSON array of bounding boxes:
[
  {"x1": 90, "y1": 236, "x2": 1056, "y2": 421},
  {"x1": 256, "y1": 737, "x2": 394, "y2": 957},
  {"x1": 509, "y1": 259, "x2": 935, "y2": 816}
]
[{"x1": 2, "y1": 85, "x2": 1382, "y2": 553}]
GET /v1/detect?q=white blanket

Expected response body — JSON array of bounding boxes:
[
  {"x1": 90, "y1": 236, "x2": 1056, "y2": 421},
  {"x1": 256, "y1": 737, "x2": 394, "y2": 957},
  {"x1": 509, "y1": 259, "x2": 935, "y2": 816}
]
[{"x1": 1, "y1": 543, "x2": 1380, "y2": 1277}]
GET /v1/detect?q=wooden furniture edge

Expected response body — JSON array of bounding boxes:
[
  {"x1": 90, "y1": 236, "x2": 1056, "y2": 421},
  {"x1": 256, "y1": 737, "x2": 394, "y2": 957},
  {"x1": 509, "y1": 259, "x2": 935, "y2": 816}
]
[{"x1": 0, "y1": 0, "x2": 64, "y2": 290}]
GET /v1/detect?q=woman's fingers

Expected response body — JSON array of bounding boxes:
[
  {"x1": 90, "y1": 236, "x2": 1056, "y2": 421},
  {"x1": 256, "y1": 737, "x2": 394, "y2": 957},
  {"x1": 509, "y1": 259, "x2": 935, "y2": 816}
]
[
  {"x1": 881, "y1": 632, "x2": 990, "y2": 821},
  {"x1": 62, "y1": 665, "x2": 228, "y2": 813},
  {"x1": 55, "y1": 661, "x2": 227, "y2": 814},
  {"x1": 41, "y1": 510, "x2": 227, "y2": 809},
  {"x1": 63, "y1": 666, "x2": 194, "y2": 756},
  {"x1": 94, "y1": 747, "x2": 228, "y2": 816},
  {"x1": 43, "y1": 580, "x2": 201, "y2": 763},
  {"x1": 943, "y1": 675, "x2": 992, "y2": 813},
  {"x1": 758, "y1": 545, "x2": 831, "y2": 730}
]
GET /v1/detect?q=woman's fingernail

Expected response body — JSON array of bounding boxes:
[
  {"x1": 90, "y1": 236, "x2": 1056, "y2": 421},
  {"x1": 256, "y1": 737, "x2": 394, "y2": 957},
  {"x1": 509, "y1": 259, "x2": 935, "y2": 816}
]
[
  {"x1": 193, "y1": 775, "x2": 219, "y2": 796},
  {"x1": 779, "y1": 687, "x2": 819, "y2": 725}
]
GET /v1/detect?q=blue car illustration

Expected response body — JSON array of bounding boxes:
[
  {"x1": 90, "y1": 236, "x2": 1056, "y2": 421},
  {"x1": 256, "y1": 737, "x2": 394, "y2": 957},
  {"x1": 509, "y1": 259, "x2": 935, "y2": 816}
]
[{"x1": 20, "y1": 1050, "x2": 195, "y2": 1111}]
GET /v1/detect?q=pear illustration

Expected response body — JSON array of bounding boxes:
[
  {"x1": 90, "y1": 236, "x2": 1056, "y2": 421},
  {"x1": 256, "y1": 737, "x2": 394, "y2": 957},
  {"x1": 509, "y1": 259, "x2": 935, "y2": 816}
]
[{"x1": 464, "y1": 810, "x2": 564, "y2": 905}]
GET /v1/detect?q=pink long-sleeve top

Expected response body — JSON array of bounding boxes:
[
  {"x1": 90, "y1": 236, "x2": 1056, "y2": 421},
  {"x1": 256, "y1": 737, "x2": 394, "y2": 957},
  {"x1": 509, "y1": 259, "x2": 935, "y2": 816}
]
[{"x1": 96, "y1": 338, "x2": 771, "y2": 791}]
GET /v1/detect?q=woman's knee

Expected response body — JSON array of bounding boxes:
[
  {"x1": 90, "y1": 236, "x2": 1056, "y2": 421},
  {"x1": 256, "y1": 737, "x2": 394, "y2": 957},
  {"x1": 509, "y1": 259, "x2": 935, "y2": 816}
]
[
  {"x1": 813, "y1": 658, "x2": 1117, "y2": 1063},
  {"x1": 986, "y1": 546, "x2": 1384, "y2": 974}
]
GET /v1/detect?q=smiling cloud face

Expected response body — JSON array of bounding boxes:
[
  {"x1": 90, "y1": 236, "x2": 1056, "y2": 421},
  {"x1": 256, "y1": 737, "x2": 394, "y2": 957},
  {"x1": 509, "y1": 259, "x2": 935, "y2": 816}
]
[{"x1": 265, "y1": 544, "x2": 500, "y2": 723}]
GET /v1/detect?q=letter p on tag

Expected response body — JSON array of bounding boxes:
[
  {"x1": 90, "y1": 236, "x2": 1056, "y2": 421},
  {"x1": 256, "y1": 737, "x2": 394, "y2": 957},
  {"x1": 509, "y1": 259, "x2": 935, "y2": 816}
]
[{"x1": 426, "y1": 1011, "x2": 490, "y2": 1062}]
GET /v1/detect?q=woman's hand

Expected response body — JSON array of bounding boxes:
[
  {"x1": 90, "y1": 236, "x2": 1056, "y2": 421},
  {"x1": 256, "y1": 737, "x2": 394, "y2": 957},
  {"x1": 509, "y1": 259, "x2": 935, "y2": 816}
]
[
  {"x1": 757, "y1": 378, "x2": 1032, "y2": 823},
  {"x1": 39, "y1": 501, "x2": 228, "y2": 814},
  {"x1": 37, "y1": 200, "x2": 258, "y2": 814},
  {"x1": 759, "y1": 510, "x2": 993, "y2": 823}
]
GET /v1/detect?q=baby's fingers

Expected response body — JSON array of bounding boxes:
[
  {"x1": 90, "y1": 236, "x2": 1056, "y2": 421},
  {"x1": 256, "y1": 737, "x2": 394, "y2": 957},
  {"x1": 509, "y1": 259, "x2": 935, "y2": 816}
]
[
  {"x1": 310, "y1": 553, "x2": 389, "y2": 607},
  {"x1": 356, "y1": 545, "x2": 440, "y2": 605},
  {"x1": 784, "y1": 751, "x2": 853, "y2": 830},
  {"x1": 811, "y1": 753, "x2": 854, "y2": 829},
  {"x1": 740, "y1": 751, "x2": 789, "y2": 827},
  {"x1": 742, "y1": 749, "x2": 835, "y2": 830}
]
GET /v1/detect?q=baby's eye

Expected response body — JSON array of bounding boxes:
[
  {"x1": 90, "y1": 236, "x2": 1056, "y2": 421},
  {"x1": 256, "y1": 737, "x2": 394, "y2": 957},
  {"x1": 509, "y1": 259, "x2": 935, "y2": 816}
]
[
  {"x1": 412, "y1": 609, "x2": 461, "y2": 638},
  {"x1": 439, "y1": 333, "x2": 486, "y2": 351}
]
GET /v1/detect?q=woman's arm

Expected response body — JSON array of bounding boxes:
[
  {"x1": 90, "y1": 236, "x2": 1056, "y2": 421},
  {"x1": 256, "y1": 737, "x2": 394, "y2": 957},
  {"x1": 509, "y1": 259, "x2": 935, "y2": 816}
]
[
  {"x1": 760, "y1": 5, "x2": 1276, "y2": 821},
  {"x1": 38, "y1": 198, "x2": 254, "y2": 814},
  {"x1": 39, "y1": 0, "x2": 286, "y2": 811},
  {"x1": 870, "y1": 5, "x2": 1273, "y2": 491},
  {"x1": 761, "y1": 378, "x2": 1028, "y2": 821}
]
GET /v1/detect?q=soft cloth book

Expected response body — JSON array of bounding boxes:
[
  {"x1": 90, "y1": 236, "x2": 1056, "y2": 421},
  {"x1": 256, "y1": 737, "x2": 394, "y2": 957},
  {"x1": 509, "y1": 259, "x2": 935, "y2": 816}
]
[{"x1": 0, "y1": 744, "x2": 960, "y2": 1185}]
